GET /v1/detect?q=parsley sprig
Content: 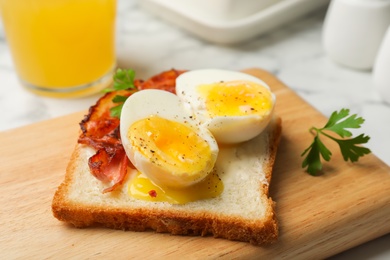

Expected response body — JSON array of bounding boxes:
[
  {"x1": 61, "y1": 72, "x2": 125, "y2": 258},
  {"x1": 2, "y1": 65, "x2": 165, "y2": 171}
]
[
  {"x1": 301, "y1": 108, "x2": 371, "y2": 175},
  {"x1": 104, "y1": 69, "x2": 136, "y2": 118}
]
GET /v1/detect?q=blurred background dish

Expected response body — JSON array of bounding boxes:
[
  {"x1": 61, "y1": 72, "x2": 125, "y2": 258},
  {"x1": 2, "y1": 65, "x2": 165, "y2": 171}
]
[{"x1": 140, "y1": 0, "x2": 330, "y2": 44}]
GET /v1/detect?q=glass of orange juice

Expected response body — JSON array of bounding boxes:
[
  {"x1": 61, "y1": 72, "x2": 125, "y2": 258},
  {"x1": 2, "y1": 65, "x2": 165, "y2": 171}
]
[{"x1": 0, "y1": 0, "x2": 117, "y2": 98}]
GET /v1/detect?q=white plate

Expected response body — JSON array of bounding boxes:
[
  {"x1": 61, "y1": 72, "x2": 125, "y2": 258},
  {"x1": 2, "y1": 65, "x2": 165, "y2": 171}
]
[{"x1": 140, "y1": 0, "x2": 330, "y2": 44}]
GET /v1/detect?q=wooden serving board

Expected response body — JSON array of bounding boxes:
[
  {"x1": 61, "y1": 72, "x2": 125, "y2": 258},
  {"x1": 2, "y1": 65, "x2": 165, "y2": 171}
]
[{"x1": 1, "y1": 69, "x2": 389, "y2": 259}]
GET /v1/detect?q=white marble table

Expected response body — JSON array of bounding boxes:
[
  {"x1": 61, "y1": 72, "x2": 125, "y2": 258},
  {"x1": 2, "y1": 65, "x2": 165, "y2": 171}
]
[{"x1": 0, "y1": 0, "x2": 389, "y2": 258}]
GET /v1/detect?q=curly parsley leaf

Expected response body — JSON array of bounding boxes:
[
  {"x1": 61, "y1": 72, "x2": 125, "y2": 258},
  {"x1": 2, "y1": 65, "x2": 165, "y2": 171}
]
[
  {"x1": 302, "y1": 135, "x2": 332, "y2": 175},
  {"x1": 109, "y1": 103, "x2": 124, "y2": 118},
  {"x1": 103, "y1": 69, "x2": 136, "y2": 118},
  {"x1": 104, "y1": 68, "x2": 135, "y2": 93},
  {"x1": 112, "y1": 95, "x2": 128, "y2": 103},
  {"x1": 332, "y1": 134, "x2": 371, "y2": 162},
  {"x1": 324, "y1": 108, "x2": 365, "y2": 138},
  {"x1": 301, "y1": 108, "x2": 371, "y2": 175}
]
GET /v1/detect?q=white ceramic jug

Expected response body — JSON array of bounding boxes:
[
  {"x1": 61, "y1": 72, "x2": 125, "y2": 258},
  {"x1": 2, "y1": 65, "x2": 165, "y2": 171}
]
[
  {"x1": 323, "y1": 0, "x2": 390, "y2": 70},
  {"x1": 373, "y1": 25, "x2": 390, "y2": 104}
]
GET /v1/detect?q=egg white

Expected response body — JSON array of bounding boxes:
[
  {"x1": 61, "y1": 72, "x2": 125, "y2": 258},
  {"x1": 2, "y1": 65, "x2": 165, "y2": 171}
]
[
  {"x1": 176, "y1": 69, "x2": 276, "y2": 144},
  {"x1": 120, "y1": 89, "x2": 219, "y2": 188}
]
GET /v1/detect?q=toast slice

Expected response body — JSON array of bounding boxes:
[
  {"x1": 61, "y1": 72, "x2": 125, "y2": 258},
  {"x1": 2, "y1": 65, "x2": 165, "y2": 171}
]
[{"x1": 52, "y1": 115, "x2": 281, "y2": 246}]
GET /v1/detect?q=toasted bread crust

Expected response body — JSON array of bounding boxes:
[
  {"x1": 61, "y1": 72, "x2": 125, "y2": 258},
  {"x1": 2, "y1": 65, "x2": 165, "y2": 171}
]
[{"x1": 52, "y1": 117, "x2": 281, "y2": 246}]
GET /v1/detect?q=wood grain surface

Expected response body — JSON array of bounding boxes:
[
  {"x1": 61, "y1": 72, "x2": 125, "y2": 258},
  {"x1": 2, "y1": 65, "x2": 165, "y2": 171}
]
[{"x1": 1, "y1": 68, "x2": 389, "y2": 259}]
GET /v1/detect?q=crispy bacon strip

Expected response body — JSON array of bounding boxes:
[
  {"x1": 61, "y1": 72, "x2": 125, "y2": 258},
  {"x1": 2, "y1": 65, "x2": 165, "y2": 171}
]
[
  {"x1": 78, "y1": 69, "x2": 185, "y2": 193},
  {"x1": 138, "y1": 69, "x2": 186, "y2": 94},
  {"x1": 88, "y1": 147, "x2": 130, "y2": 193},
  {"x1": 78, "y1": 90, "x2": 128, "y2": 149}
]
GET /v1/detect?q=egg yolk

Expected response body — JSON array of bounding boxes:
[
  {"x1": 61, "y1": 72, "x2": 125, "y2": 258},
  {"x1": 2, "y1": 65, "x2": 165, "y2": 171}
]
[
  {"x1": 197, "y1": 80, "x2": 273, "y2": 117},
  {"x1": 128, "y1": 115, "x2": 212, "y2": 177},
  {"x1": 128, "y1": 170, "x2": 223, "y2": 204}
]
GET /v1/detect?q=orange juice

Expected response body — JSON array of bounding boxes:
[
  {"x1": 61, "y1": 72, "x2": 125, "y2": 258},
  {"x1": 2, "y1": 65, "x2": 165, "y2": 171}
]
[{"x1": 0, "y1": 0, "x2": 117, "y2": 97}]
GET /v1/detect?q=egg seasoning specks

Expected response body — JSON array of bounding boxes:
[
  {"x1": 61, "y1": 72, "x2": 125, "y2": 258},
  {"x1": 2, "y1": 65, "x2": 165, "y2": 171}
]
[
  {"x1": 176, "y1": 69, "x2": 276, "y2": 144},
  {"x1": 120, "y1": 89, "x2": 219, "y2": 192},
  {"x1": 126, "y1": 114, "x2": 223, "y2": 204},
  {"x1": 197, "y1": 80, "x2": 273, "y2": 117},
  {"x1": 127, "y1": 115, "x2": 212, "y2": 175}
]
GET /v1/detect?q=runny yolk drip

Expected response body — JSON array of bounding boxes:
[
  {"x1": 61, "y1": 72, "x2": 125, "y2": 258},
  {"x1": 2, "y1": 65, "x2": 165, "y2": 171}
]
[
  {"x1": 128, "y1": 170, "x2": 223, "y2": 204},
  {"x1": 197, "y1": 80, "x2": 273, "y2": 117},
  {"x1": 128, "y1": 115, "x2": 213, "y2": 178}
]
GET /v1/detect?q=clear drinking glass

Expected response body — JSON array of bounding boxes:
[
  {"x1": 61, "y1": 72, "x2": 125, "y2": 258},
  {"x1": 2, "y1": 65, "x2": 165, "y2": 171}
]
[{"x1": 0, "y1": 0, "x2": 117, "y2": 98}]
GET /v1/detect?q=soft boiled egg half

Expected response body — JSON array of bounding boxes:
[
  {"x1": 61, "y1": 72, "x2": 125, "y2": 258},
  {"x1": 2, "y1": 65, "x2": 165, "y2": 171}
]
[
  {"x1": 120, "y1": 89, "x2": 219, "y2": 189},
  {"x1": 176, "y1": 69, "x2": 275, "y2": 144}
]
